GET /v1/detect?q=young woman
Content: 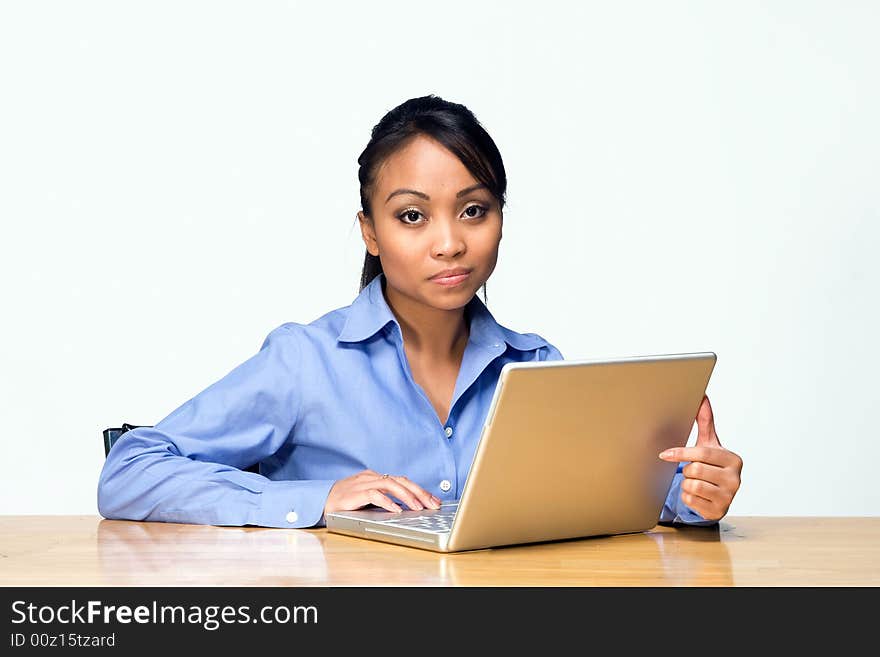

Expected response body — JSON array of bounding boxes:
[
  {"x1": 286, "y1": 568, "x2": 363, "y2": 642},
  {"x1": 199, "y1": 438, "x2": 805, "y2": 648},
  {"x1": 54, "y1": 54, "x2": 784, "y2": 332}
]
[{"x1": 98, "y1": 95, "x2": 743, "y2": 529}]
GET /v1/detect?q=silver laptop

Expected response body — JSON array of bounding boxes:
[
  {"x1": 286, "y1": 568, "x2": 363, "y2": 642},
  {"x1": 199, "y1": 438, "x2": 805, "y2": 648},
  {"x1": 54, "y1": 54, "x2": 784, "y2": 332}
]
[{"x1": 325, "y1": 351, "x2": 717, "y2": 552}]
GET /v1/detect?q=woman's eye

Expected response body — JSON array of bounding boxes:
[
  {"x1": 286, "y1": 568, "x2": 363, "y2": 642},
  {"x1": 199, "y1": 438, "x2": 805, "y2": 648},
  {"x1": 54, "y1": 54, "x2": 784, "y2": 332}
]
[
  {"x1": 399, "y1": 209, "x2": 423, "y2": 224},
  {"x1": 464, "y1": 204, "x2": 488, "y2": 219},
  {"x1": 396, "y1": 205, "x2": 488, "y2": 225}
]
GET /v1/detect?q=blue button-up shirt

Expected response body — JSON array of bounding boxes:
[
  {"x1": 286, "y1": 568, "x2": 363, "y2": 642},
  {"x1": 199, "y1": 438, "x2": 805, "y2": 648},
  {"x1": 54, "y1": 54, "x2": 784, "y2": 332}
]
[{"x1": 98, "y1": 272, "x2": 712, "y2": 529}]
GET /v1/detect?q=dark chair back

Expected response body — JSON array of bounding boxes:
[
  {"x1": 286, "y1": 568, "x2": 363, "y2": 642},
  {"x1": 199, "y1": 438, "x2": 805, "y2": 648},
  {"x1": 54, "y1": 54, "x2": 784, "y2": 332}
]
[{"x1": 102, "y1": 423, "x2": 149, "y2": 457}]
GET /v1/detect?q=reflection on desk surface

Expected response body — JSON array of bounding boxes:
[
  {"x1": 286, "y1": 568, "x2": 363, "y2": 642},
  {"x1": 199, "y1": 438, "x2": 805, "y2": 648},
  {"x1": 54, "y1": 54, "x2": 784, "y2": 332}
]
[
  {"x1": 96, "y1": 519, "x2": 733, "y2": 586},
  {"x1": 0, "y1": 516, "x2": 878, "y2": 586}
]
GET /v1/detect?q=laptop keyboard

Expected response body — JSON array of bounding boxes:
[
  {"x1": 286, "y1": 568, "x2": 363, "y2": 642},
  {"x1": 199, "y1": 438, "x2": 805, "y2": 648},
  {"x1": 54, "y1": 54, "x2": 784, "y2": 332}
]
[{"x1": 377, "y1": 504, "x2": 458, "y2": 534}]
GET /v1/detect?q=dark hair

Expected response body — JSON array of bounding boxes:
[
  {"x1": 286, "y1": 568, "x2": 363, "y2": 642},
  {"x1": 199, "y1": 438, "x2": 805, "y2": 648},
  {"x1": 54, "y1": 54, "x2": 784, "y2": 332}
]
[{"x1": 356, "y1": 94, "x2": 508, "y2": 306}]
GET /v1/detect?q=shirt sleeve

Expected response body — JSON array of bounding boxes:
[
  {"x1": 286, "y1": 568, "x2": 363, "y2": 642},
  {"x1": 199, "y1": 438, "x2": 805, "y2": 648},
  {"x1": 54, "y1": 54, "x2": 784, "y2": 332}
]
[
  {"x1": 658, "y1": 463, "x2": 718, "y2": 526},
  {"x1": 537, "y1": 341, "x2": 564, "y2": 361},
  {"x1": 97, "y1": 324, "x2": 336, "y2": 529}
]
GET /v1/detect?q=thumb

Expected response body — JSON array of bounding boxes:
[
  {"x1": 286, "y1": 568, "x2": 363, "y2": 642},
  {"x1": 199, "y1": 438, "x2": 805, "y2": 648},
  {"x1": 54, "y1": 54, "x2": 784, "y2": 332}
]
[{"x1": 695, "y1": 395, "x2": 722, "y2": 447}]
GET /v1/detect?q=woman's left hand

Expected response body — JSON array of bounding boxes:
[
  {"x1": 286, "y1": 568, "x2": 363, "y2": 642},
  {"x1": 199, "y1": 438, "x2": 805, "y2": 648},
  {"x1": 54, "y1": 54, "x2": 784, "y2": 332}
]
[{"x1": 659, "y1": 394, "x2": 743, "y2": 521}]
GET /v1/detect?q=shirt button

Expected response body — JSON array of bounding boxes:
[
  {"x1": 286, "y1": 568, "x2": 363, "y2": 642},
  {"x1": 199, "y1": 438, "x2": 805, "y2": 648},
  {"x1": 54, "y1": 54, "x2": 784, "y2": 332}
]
[
  {"x1": 285, "y1": 511, "x2": 298, "y2": 524},
  {"x1": 440, "y1": 479, "x2": 452, "y2": 492},
  {"x1": 444, "y1": 426, "x2": 453, "y2": 438}
]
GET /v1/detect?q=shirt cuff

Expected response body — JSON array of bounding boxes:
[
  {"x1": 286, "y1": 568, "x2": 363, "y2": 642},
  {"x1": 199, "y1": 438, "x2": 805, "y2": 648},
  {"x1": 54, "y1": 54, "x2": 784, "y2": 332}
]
[
  {"x1": 670, "y1": 504, "x2": 718, "y2": 527},
  {"x1": 249, "y1": 478, "x2": 336, "y2": 528}
]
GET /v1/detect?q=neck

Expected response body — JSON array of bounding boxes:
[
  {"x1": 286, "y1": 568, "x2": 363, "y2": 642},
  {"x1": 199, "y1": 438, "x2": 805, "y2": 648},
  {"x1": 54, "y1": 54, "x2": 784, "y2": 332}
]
[{"x1": 382, "y1": 276, "x2": 470, "y2": 360}]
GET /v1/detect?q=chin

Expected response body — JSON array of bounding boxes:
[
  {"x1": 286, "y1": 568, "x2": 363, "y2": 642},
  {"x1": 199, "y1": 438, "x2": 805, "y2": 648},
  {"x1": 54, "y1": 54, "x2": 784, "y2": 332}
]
[{"x1": 425, "y1": 282, "x2": 477, "y2": 306}]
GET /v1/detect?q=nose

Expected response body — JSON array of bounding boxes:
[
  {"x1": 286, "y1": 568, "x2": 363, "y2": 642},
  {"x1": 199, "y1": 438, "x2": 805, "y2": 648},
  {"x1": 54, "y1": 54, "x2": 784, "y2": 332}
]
[{"x1": 431, "y1": 215, "x2": 466, "y2": 258}]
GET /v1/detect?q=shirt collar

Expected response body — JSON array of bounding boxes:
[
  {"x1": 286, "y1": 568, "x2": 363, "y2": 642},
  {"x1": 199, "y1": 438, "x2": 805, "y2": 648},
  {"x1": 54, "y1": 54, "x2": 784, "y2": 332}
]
[{"x1": 336, "y1": 272, "x2": 549, "y2": 352}]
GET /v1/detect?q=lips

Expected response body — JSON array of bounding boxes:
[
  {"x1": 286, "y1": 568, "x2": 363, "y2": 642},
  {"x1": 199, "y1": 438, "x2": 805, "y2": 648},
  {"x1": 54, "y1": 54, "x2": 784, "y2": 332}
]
[
  {"x1": 430, "y1": 267, "x2": 472, "y2": 280},
  {"x1": 430, "y1": 269, "x2": 472, "y2": 287}
]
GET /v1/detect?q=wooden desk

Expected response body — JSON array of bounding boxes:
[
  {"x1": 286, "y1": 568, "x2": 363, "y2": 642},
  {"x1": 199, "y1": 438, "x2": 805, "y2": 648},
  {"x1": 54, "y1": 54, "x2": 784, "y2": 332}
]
[{"x1": 1, "y1": 516, "x2": 877, "y2": 586}]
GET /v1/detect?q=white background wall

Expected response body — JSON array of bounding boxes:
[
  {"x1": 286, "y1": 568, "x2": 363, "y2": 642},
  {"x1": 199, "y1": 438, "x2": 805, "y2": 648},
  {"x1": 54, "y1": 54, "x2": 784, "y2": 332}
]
[{"x1": 1, "y1": 1, "x2": 877, "y2": 517}]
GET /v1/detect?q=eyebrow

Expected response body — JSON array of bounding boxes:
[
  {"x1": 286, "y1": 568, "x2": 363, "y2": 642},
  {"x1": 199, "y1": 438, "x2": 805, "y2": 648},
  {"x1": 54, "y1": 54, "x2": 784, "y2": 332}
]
[{"x1": 385, "y1": 183, "x2": 488, "y2": 204}]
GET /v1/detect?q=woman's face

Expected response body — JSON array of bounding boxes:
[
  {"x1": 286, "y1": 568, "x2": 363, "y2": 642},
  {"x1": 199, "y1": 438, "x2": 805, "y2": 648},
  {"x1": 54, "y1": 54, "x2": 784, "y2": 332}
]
[{"x1": 358, "y1": 134, "x2": 502, "y2": 311}]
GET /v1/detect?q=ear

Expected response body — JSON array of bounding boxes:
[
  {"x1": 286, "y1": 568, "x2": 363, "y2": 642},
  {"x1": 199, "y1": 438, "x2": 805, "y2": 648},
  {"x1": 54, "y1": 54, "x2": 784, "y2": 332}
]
[{"x1": 357, "y1": 211, "x2": 380, "y2": 257}]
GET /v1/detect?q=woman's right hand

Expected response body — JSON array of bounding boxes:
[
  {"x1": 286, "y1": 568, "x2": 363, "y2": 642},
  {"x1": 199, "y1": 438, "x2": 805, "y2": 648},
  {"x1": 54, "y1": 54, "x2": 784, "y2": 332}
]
[{"x1": 323, "y1": 469, "x2": 441, "y2": 516}]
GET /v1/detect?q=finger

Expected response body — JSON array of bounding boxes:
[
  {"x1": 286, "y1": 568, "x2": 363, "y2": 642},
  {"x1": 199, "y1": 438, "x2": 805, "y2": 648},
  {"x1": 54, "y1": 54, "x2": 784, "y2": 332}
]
[
  {"x1": 367, "y1": 477, "x2": 426, "y2": 511},
  {"x1": 695, "y1": 395, "x2": 722, "y2": 447},
  {"x1": 365, "y1": 488, "x2": 402, "y2": 513},
  {"x1": 659, "y1": 446, "x2": 738, "y2": 467},
  {"x1": 680, "y1": 491, "x2": 723, "y2": 521},
  {"x1": 390, "y1": 475, "x2": 441, "y2": 509},
  {"x1": 680, "y1": 476, "x2": 721, "y2": 502},
  {"x1": 681, "y1": 461, "x2": 730, "y2": 487}
]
